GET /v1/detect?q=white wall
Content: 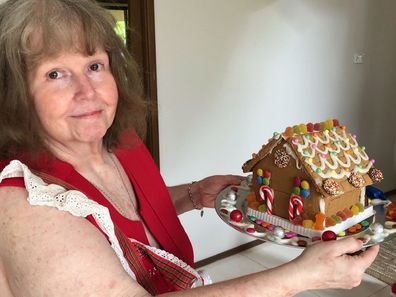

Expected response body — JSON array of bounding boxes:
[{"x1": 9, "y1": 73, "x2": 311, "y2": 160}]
[{"x1": 154, "y1": 0, "x2": 396, "y2": 261}]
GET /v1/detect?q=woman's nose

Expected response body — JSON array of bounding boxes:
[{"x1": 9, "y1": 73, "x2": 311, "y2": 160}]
[{"x1": 74, "y1": 75, "x2": 95, "y2": 100}]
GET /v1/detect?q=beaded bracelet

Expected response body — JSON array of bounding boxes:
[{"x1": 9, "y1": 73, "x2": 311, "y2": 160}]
[{"x1": 188, "y1": 181, "x2": 204, "y2": 217}]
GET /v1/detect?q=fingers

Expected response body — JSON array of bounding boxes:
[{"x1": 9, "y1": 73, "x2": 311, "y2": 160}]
[
  {"x1": 317, "y1": 237, "x2": 364, "y2": 256},
  {"x1": 358, "y1": 245, "x2": 380, "y2": 269}
]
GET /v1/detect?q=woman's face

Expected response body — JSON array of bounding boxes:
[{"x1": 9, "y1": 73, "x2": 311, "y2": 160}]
[{"x1": 28, "y1": 49, "x2": 118, "y2": 149}]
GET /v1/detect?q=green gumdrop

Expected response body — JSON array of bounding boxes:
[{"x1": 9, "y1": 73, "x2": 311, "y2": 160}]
[
  {"x1": 361, "y1": 220, "x2": 369, "y2": 227},
  {"x1": 316, "y1": 168, "x2": 322, "y2": 174},
  {"x1": 258, "y1": 204, "x2": 267, "y2": 213},
  {"x1": 263, "y1": 178, "x2": 270, "y2": 185},
  {"x1": 331, "y1": 215, "x2": 342, "y2": 223},
  {"x1": 356, "y1": 202, "x2": 364, "y2": 212},
  {"x1": 249, "y1": 215, "x2": 256, "y2": 222},
  {"x1": 293, "y1": 125, "x2": 300, "y2": 134},
  {"x1": 292, "y1": 186, "x2": 301, "y2": 195}
]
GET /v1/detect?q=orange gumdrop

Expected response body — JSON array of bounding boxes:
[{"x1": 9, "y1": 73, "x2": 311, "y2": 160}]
[
  {"x1": 313, "y1": 213, "x2": 326, "y2": 230},
  {"x1": 325, "y1": 217, "x2": 336, "y2": 227},
  {"x1": 248, "y1": 201, "x2": 260, "y2": 210},
  {"x1": 284, "y1": 126, "x2": 294, "y2": 138},
  {"x1": 246, "y1": 192, "x2": 257, "y2": 203},
  {"x1": 343, "y1": 208, "x2": 353, "y2": 218}
]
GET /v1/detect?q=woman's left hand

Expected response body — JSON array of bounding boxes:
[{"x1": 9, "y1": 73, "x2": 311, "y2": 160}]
[{"x1": 195, "y1": 175, "x2": 246, "y2": 208}]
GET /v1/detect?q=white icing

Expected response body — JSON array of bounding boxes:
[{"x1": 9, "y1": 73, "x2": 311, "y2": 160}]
[
  {"x1": 319, "y1": 197, "x2": 326, "y2": 213},
  {"x1": 294, "y1": 128, "x2": 373, "y2": 179},
  {"x1": 360, "y1": 187, "x2": 366, "y2": 205},
  {"x1": 283, "y1": 143, "x2": 301, "y2": 169}
]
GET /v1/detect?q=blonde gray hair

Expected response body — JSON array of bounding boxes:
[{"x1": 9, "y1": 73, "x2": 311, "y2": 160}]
[{"x1": 0, "y1": 0, "x2": 147, "y2": 159}]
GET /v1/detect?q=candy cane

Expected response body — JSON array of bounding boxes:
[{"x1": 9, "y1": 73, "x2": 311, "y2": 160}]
[
  {"x1": 288, "y1": 194, "x2": 303, "y2": 221},
  {"x1": 259, "y1": 185, "x2": 274, "y2": 214}
]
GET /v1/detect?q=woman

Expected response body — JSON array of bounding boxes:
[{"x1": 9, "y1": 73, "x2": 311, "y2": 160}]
[{"x1": 0, "y1": 0, "x2": 379, "y2": 296}]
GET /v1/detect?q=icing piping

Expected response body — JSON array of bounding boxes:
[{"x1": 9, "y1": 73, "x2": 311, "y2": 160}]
[
  {"x1": 283, "y1": 143, "x2": 301, "y2": 169},
  {"x1": 319, "y1": 197, "x2": 326, "y2": 213}
]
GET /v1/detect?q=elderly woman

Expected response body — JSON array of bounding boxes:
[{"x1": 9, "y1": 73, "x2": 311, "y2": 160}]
[{"x1": 0, "y1": 0, "x2": 379, "y2": 296}]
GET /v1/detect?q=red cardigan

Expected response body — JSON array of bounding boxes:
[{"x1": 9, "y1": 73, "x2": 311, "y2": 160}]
[{"x1": 0, "y1": 136, "x2": 194, "y2": 267}]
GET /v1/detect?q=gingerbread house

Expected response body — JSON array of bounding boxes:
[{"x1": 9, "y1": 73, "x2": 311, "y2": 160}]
[{"x1": 242, "y1": 119, "x2": 383, "y2": 236}]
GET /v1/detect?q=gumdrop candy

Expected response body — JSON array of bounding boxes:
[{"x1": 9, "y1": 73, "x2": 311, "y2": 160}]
[
  {"x1": 263, "y1": 170, "x2": 271, "y2": 178},
  {"x1": 307, "y1": 123, "x2": 314, "y2": 132},
  {"x1": 256, "y1": 175, "x2": 263, "y2": 185},
  {"x1": 258, "y1": 204, "x2": 267, "y2": 213},
  {"x1": 313, "y1": 213, "x2": 326, "y2": 230},
  {"x1": 343, "y1": 208, "x2": 353, "y2": 218},
  {"x1": 293, "y1": 125, "x2": 300, "y2": 134},
  {"x1": 325, "y1": 119, "x2": 334, "y2": 130},
  {"x1": 301, "y1": 189, "x2": 310, "y2": 198},
  {"x1": 284, "y1": 126, "x2": 293, "y2": 137},
  {"x1": 356, "y1": 202, "x2": 364, "y2": 212},
  {"x1": 325, "y1": 217, "x2": 336, "y2": 227},
  {"x1": 314, "y1": 123, "x2": 321, "y2": 131},
  {"x1": 350, "y1": 205, "x2": 360, "y2": 215},
  {"x1": 299, "y1": 124, "x2": 308, "y2": 134},
  {"x1": 257, "y1": 168, "x2": 263, "y2": 177},
  {"x1": 292, "y1": 186, "x2": 301, "y2": 195},
  {"x1": 300, "y1": 180, "x2": 310, "y2": 190},
  {"x1": 293, "y1": 177, "x2": 301, "y2": 186},
  {"x1": 248, "y1": 201, "x2": 260, "y2": 210},
  {"x1": 303, "y1": 220, "x2": 314, "y2": 229},
  {"x1": 337, "y1": 230, "x2": 346, "y2": 237},
  {"x1": 291, "y1": 216, "x2": 303, "y2": 226},
  {"x1": 333, "y1": 119, "x2": 340, "y2": 127},
  {"x1": 331, "y1": 215, "x2": 342, "y2": 223},
  {"x1": 246, "y1": 192, "x2": 257, "y2": 202},
  {"x1": 348, "y1": 226, "x2": 357, "y2": 233},
  {"x1": 320, "y1": 122, "x2": 325, "y2": 131},
  {"x1": 336, "y1": 211, "x2": 347, "y2": 221},
  {"x1": 263, "y1": 177, "x2": 270, "y2": 185}
]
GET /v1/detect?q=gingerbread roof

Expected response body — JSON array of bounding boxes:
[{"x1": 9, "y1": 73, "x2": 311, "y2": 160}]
[{"x1": 242, "y1": 119, "x2": 382, "y2": 197}]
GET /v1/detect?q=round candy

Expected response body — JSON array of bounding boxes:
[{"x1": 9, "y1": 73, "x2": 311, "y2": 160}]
[
  {"x1": 299, "y1": 124, "x2": 308, "y2": 134},
  {"x1": 301, "y1": 189, "x2": 310, "y2": 198},
  {"x1": 314, "y1": 123, "x2": 321, "y2": 131},
  {"x1": 292, "y1": 186, "x2": 301, "y2": 195},
  {"x1": 293, "y1": 125, "x2": 300, "y2": 134},
  {"x1": 293, "y1": 177, "x2": 301, "y2": 186},
  {"x1": 226, "y1": 190, "x2": 237, "y2": 201},
  {"x1": 246, "y1": 228, "x2": 256, "y2": 234},
  {"x1": 297, "y1": 240, "x2": 307, "y2": 247},
  {"x1": 263, "y1": 177, "x2": 270, "y2": 185},
  {"x1": 369, "y1": 223, "x2": 384, "y2": 234},
  {"x1": 263, "y1": 170, "x2": 271, "y2": 178},
  {"x1": 256, "y1": 176, "x2": 263, "y2": 185},
  {"x1": 337, "y1": 231, "x2": 346, "y2": 237},
  {"x1": 273, "y1": 226, "x2": 285, "y2": 239},
  {"x1": 258, "y1": 204, "x2": 267, "y2": 213},
  {"x1": 322, "y1": 230, "x2": 337, "y2": 241},
  {"x1": 230, "y1": 210, "x2": 243, "y2": 222},
  {"x1": 300, "y1": 180, "x2": 310, "y2": 190},
  {"x1": 307, "y1": 123, "x2": 314, "y2": 132},
  {"x1": 257, "y1": 168, "x2": 263, "y2": 177},
  {"x1": 350, "y1": 205, "x2": 359, "y2": 215}
]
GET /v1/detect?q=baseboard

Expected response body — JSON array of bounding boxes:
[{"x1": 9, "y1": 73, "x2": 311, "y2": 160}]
[
  {"x1": 194, "y1": 240, "x2": 264, "y2": 268},
  {"x1": 195, "y1": 188, "x2": 396, "y2": 268}
]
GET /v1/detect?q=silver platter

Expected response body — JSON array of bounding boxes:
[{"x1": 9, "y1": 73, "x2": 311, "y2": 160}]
[{"x1": 215, "y1": 180, "x2": 396, "y2": 248}]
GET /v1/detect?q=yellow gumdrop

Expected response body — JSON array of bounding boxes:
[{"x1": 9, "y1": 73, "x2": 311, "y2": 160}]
[
  {"x1": 257, "y1": 168, "x2": 263, "y2": 177},
  {"x1": 338, "y1": 231, "x2": 346, "y2": 237},
  {"x1": 303, "y1": 220, "x2": 314, "y2": 229},
  {"x1": 325, "y1": 119, "x2": 334, "y2": 130},
  {"x1": 299, "y1": 124, "x2": 308, "y2": 134},
  {"x1": 300, "y1": 180, "x2": 310, "y2": 190},
  {"x1": 350, "y1": 205, "x2": 359, "y2": 215}
]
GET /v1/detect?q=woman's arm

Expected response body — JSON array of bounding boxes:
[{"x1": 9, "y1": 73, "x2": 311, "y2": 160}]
[
  {"x1": 167, "y1": 175, "x2": 245, "y2": 215},
  {"x1": 0, "y1": 186, "x2": 379, "y2": 297}
]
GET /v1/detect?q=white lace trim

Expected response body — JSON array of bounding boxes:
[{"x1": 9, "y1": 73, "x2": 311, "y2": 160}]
[{"x1": 0, "y1": 160, "x2": 210, "y2": 287}]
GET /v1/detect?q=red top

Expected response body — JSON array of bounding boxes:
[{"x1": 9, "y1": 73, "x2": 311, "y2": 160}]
[{"x1": 0, "y1": 134, "x2": 194, "y2": 267}]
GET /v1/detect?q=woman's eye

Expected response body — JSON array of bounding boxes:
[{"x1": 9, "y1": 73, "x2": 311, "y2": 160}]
[
  {"x1": 89, "y1": 63, "x2": 103, "y2": 71},
  {"x1": 48, "y1": 71, "x2": 62, "y2": 80}
]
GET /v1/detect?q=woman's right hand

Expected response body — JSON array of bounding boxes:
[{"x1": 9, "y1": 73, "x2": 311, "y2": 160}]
[{"x1": 291, "y1": 238, "x2": 379, "y2": 291}]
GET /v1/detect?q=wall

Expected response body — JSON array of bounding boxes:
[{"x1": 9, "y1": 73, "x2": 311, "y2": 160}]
[{"x1": 154, "y1": 0, "x2": 396, "y2": 261}]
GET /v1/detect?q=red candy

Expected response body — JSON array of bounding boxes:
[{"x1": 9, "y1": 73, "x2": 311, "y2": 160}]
[
  {"x1": 322, "y1": 230, "x2": 337, "y2": 241},
  {"x1": 333, "y1": 119, "x2": 340, "y2": 127},
  {"x1": 293, "y1": 177, "x2": 301, "y2": 186},
  {"x1": 336, "y1": 210, "x2": 347, "y2": 221},
  {"x1": 307, "y1": 123, "x2": 314, "y2": 132},
  {"x1": 263, "y1": 170, "x2": 271, "y2": 178},
  {"x1": 230, "y1": 210, "x2": 243, "y2": 222},
  {"x1": 314, "y1": 123, "x2": 321, "y2": 131}
]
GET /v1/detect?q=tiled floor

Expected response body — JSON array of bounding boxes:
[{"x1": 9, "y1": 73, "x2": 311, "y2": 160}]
[{"x1": 200, "y1": 194, "x2": 395, "y2": 296}]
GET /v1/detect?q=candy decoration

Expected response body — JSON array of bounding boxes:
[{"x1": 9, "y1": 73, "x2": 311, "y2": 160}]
[
  {"x1": 274, "y1": 149, "x2": 291, "y2": 168},
  {"x1": 322, "y1": 230, "x2": 337, "y2": 241},
  {"x1": 230, "y1": 209, "x2": 243, "y2": 222},
  {"x1": 313, "y1": 213, "x2": 326, "y2": 230},
  {"x1": 256, "y1": 175, "x2": 263, "y2": 185},
  {"x1": 284, "y1": 126, "x2": 293, "y2": 137},
  {"x1": 299, "y1": 124, "x2": 308, "y2": 134},
  {"x1": 323, "y1": 179, "x2": 343, "y2": 196},
  {"x1": 291, "y1": 216, "x2": 303, "y2": 226},
  {"x1": 263, "y1": 177, "x2": 270, "y2": 185},
  {"x1": 263, "y1": 170, "x2": 271, "y2": 178},
  {"x1": 257, "y1": 168, "x2": 263, "y2": 176},
  {"x1": 300, "y1": 189, "x2": 310, "y2": 198},
  {"x1": 368, "y1": 168, "x2": 384, "y2": 183},
  {"x1": 348, "y1": 172, "x2": 365, "y2": 188},
  {"x1": 292, "y1": 186, "x2": 301, "y2": 195},
  {"x1": 293, "y1": 177, "x2": 301, "y2": 186},
  {"x1": 293, "y1": 125, "x2": 300, "y2": 134},
  {"x1": 314, "y1": 123, "x2": 321, "y2": 131},
  {"x1": 325, "y1": 119, "x2": 334, "y2": 130},
  {"x1": 259, "y1": 185, "x2": 275, "y2": 215},
  {"x1": 302, "y1": 220, "x2": 314, "y2": 228},
  {"x1": 300, "y1": 180, "x2": 310, "y2": 190},
  {"x1": 273, "y1": 226, "x2": 285, "y2": 238},
  {"x1": 333, "y1": 119, "x2": 340, "y2": 127},
  {"x1": 307, "y1": 122, "x2": 314, "y2": 132},
  {"x1": 288, "y1": 194, "x2": 303, "y2": 221}
]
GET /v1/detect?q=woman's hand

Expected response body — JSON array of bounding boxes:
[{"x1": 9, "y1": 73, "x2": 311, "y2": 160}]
[
  {"x1": 195, "y1": 175, "x2": 245, "y2": 208},
  {"x1": 290, "y1": 238, "x2": 380, "y2": 291}
]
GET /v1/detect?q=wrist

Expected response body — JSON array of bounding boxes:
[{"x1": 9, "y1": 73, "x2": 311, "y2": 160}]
[{"x1": 188, "y1": 181, "x2": 202, "y2": 210}]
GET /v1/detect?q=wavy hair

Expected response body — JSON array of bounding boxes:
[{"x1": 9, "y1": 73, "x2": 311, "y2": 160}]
[{"x1": 0, "y1": 0, "x2": 147, "y2": 159}]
